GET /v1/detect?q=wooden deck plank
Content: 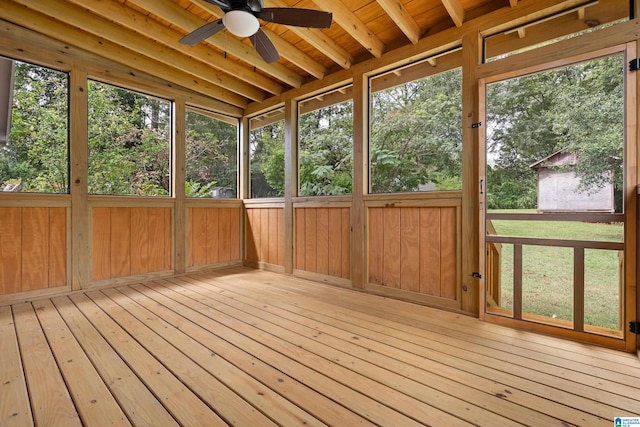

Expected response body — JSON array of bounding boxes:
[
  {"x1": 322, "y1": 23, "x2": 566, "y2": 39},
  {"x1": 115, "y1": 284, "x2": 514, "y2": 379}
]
[
  {"x1": 12, "y1": 302, "x2": 83, "y2": 427},
  {"x1": 69, "y1": 293, "x2": 228, "y2": 427},
  {"x1": 50, "y1": 296, "x2": 179, "y2": 427},
  {"x1": 176, "y1": 274, "x2": 558, "y2": 426},
  {"x1": 285, "y1": 262, "x2": 636, "y2": 368},
  {"x1": 281, "y1": 272, "x2": 640, "y2": 385},
  {"x1": 254, "y1": 267, "x2": 633, "y2": 369},
  {"x1": 0, "y1": 306, "x2": 33, "y2": 427},
  {"x1": 3, "y1": 268, "x2": 640, "y2": 426},
  {"x1": 96, "y1": 287, "x2": 279, "y2": 427},
  {"x1": 154, "y1": 277, "x2": 472, "y2": 427},
  {"x1": 129, "y1": 282, "x2": 376, "y2": 427},
  {"x1": 33, "y1": 299, "x2": 131, "y2": 427},
  {"x1": 146, "y1": 280, "x2": 431, "y2": 427},
  {"x1": 245, "y1": 270, "x2": 640, "y2": 416},
  {"x1": 160, "y1": 280, "x2": 480, "y2": 426},
  {"x1": 114, "y1": 285, "x2": 327, "y2": 427},
  {"x1": 188, "y1": 272, "x2": 611, "y2": 426},
  {"x1": 88, "y1": 289, "x2": 272, "y2": 427}
]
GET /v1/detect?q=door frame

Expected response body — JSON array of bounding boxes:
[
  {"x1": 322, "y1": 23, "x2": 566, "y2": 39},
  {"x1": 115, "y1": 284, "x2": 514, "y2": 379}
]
[{"x1": 477, "y1": 42, "x2": 637, "y2": 351}]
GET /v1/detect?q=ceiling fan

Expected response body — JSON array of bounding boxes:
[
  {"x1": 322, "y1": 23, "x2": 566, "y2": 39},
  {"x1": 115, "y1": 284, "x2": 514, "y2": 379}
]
[{"x1": 180, "y1": 0, "x2": 333, "y2": 64}]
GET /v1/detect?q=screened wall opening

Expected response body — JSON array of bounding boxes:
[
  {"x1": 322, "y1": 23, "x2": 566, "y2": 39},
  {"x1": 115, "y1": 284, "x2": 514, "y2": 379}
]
[
  {"x1": 88, "y1": 80, "x2": 171, "y2": 196},
  {"x1": 298, "y1": 86, "x2": 353, "y2": 196},
  {"x1": 249, "y1": 108, "x2": 285, "y2": 199},
  {"x1": 185, "y1": 108, "x2": 238, "y2": 198},
  {"x1": 369, "y1": 60, "x2": 462, "y2": 194},
  {"x1": 0, "y1": 57, "x2": 68, "y2": 194}
]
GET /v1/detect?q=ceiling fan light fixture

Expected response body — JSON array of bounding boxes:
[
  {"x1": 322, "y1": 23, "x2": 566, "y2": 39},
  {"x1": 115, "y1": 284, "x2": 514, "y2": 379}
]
[{"x1": 223, "y1": 10, "x2": 260, "y2": 38}]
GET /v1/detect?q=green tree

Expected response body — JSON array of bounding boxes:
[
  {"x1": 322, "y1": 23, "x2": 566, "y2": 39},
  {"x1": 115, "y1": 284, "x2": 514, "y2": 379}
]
[
  {"x1": 370, "y1": 68, "x2": 462, "y2": 193},
  {"x1": 250, "y1": 120, "x2": 285, "y2": 198},
  {"x1": 298, "y1": 100, "x2": 353, "y2": 196},
  {"x1": 87, "y1": 81, "x2": 171, "y2": 196}
]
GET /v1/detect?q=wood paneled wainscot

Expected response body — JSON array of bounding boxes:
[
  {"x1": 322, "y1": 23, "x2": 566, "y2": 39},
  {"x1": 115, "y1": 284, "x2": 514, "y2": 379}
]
[
  {"x1": 245, "y1": 207, "x2": 284, "y2": 269},
  {"x1": 0, "y1": 207, "x2": 67, "y2": 295},
  {"x1": 92, "y1": 207, "x2": 172, "y2": 282},
  {"x1": 188, "y1": 207, "x2": 241, "y2": 269},
  {"x1": 367, "y1": 199, "x2": 461, "y2": 310},
  {"x1": 295, "y1": 207, "x2": 350, "y2": 282}
]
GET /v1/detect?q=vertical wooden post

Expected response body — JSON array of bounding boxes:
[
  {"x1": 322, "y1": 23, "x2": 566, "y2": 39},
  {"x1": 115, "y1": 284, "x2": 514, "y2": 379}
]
[
  {"x1": 628, "y1": 35, "x2": 640, "y2": 354},
  {"x1": 173, "y1": 98, "x2": 186, "y2": 274},
  {"x1": 573, "y1": 247, "x2": 585, "y2": 332},
  {"x1": 461, "y1": 32, "x2": 482, "y2": 315},
  {"x1": 239, "y1": 117, "x2": 250, "y2": 200},
  {"x1": 632, "y1": 0, "x2": 640, "y2": 358},
  {"x1": 513, "y1": 244, "x2": 523, "y2": 320},
  {"x1": 239, "y1": 116, "x2": 250, "y2": 263},
  {"x1": 283, "y1": 99, "x2": 297, "y2": 274},
  {"x1": 351, "y1": 72, "x2": 367, "y2": 289},
  {"x1": 69, "y1": 69, "x2": 89, "y2": 290}
]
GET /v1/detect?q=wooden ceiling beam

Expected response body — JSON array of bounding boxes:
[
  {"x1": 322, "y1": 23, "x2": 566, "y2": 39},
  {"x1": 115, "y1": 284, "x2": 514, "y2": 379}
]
[
  {"x1": 128, "y1": 0, "x2": 303, "y2": 89},
  {"x1": 375, "y1": 0, "x2": 421, "y2": 44},
  {"x1": 0, "y1": 1, "x2": 248, "y2": 108},
  {"x1": 263, "y1": 0, "x2": 353, "y2": 69},
  {"x1": 441, "y1": 0, "x2": 466, "y2": 27},
  {"x1": 191, "y1": 0, "x2": 327, "y2": 79},
  {"x1": 311, "y1": 0, "x2": 385, "y2": 58},
  {"x1": 69, "y1": 0, "x2": 284, "y2": 96},
  {"x1": 62, "y1": 0, "x2": 275, "y2": 100}
]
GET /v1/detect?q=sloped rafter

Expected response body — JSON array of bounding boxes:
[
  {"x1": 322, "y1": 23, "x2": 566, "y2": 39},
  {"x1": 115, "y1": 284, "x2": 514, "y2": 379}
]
[
  {"x1": 0, "y1": 19, "x2": 242, "y2": 115},
  {"x1": 376, "y1": 0, "x2": 421, "y2": 44},
  {"x1": 127, "y1": 0, "x2": 304, "y2": 88},
  {"x1": 63, "y1": 0, "x2": 275, "y2": 100},
  {"x1": 311, "y1": 0, "x2": 385, "y2": 58},
  {"x1": 190, "y1": 0, "x2": 327, "y2": 79},
  {"x1": 441, "y1": 0, "x2": 466, "y2": 27},
  {"x1": 0, "y1": 1, "x2": 248, "y2": 108},
  {"x1": 263, "y1": 0, "x2": 353, "y2": 69},
  {"x1": 265, "y1": 28, "x2": 328, "y2": 79}
]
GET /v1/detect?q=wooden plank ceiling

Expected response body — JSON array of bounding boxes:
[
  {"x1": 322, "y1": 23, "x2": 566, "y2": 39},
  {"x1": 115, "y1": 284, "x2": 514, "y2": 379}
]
[{"x1": 0, "y1": 0, "x2": 622, "y2": 111}]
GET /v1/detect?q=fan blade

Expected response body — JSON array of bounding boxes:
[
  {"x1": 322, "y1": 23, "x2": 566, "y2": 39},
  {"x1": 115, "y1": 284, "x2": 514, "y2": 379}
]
[
  {"x1": 250, "y1": 29, "x2": 280, "y2": 64},
  {"x1": 260, "y1": 8, "x2": 332, "y2": 28},
  {"x1": 202, "y1": 0, "x2": 232, "y2": 11},
  {"x1": 180, "y1": 19, "x2": 225, "y2": 46},
  {"x1": 247, "y1": 0, "x2": 263, "y2": 13}
]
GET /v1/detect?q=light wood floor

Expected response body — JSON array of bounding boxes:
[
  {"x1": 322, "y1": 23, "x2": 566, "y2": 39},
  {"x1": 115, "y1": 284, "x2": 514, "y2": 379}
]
[{"x1": 1, "y1": 268, "x2": 639, "y2": 426}]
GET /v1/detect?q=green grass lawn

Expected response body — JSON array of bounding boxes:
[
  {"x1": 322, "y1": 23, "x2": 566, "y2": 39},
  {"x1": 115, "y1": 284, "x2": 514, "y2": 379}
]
[{"x1": 488, "y1": 210, "x2": 623, "y2": 330}]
